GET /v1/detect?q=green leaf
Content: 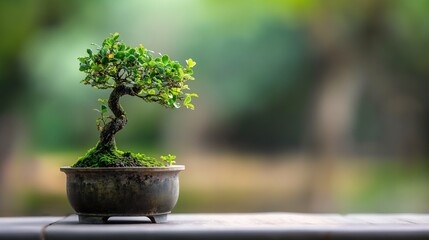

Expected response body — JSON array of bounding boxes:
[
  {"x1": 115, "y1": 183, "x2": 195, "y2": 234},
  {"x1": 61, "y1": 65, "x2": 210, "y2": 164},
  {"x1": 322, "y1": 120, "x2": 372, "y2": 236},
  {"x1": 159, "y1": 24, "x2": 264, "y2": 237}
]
[
  {"x1": 148, "y1": 89, "x2": 156, "y2": 95},
  {"x1": 185, "y1": 103, "x2": 195, "y2": 110},
  {"x1": 162, "y1": 55, "x2": 169, "y2": 63},
  {"x1": 112, "y1": 32, "x2": 120, "y2": 41},
  {"x1": 178, "y1": 68, "x2": 184, "y2": 76},
  {"x1": 138, "y1": 44, "x2": 145, "y2": 55},
  {"x1": 92, "y1": 65, "x2": 101, "y2": 71},
  {"x1": 86, "y1": 49, "x2": 92, "y2": 56},
  {"x1": 157, "y1": 67, "x2": 165, "y2": 74},
  {"x1": 128, "y1": 55, "x2": 136, "y2": 62},
  {"x1": 160, "y1": 154, "x2": 176, "y2": 165},
  {"x1": 186, "y1": 58, "x2": 196, "y2": 68},
  {"x1": 184, "y1": 95, "x2": 191, "y2": 105},
  {"x1": 101, "y1": 104, "x2": 107, "y2": 113},
  {"x1": 79, "y1": 63, "x2": 88, "y2": 71},
  {"x1": 115, "y1": 51, "x2": 125, "y2": 59},
  {"x1": 160, "y1": 154, "x2": 176, "y2": 161}
]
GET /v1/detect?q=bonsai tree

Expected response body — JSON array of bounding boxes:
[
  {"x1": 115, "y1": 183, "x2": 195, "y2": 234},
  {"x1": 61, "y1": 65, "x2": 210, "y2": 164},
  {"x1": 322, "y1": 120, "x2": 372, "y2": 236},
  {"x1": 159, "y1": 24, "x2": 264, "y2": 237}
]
[{"x1": 73, "y1": 33, "x2": 197, "y2": 167}]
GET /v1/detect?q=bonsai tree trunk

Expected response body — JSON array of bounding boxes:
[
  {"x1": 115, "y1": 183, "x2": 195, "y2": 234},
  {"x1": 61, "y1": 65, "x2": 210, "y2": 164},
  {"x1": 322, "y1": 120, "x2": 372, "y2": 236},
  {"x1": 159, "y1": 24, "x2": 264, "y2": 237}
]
[{"x1": 98, "y1": 85, "x2": 136, "y2": 149}]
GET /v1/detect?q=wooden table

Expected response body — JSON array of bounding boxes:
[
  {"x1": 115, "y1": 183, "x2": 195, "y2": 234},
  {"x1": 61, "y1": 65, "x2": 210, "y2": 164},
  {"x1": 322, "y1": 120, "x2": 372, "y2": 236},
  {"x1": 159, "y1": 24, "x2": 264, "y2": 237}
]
[{"x1": 1, "y1": 213, "x2": 429, "y2": 239}]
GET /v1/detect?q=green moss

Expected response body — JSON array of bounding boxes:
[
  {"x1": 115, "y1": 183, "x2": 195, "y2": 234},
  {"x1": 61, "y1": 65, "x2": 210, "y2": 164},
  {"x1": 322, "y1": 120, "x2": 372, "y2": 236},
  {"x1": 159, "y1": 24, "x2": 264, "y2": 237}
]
[{"x1": 72, "y1": 142, "x2": 175, "y2": 167}]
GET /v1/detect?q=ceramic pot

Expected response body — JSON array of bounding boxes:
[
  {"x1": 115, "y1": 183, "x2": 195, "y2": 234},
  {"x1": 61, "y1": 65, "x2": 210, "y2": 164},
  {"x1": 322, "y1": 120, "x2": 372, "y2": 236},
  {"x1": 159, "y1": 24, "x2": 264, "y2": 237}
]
[{"x1": 60, "y1": 166, "x2": 185, "y2": 223}]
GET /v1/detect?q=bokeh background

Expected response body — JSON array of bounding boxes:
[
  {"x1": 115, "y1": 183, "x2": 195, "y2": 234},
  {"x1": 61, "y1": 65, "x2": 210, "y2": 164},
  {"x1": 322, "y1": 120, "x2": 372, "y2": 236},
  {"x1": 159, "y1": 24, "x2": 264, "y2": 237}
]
[{"x1": 1, "y1": 0, "x2": 429, "y2": 216}]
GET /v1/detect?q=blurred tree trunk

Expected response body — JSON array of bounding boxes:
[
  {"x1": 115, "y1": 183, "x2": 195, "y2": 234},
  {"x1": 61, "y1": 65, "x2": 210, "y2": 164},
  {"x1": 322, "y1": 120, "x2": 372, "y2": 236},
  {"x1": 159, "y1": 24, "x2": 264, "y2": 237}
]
[
  {"x1": 304, "y1": 1, "x2": 390, "y2": 211},
  {"x1": 0, "y1": 115, "x2": 21, "y2": 214},
  {"x1": 307, "y1": 57, "x2": 364, "y2": 211}
]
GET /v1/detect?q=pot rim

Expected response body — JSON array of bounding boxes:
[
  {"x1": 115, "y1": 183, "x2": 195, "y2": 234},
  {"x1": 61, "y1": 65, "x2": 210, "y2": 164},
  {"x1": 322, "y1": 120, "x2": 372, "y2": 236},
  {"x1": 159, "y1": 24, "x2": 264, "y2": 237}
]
[{"x1": 60, "y1": 165, "x2": 185, "y2": 173}]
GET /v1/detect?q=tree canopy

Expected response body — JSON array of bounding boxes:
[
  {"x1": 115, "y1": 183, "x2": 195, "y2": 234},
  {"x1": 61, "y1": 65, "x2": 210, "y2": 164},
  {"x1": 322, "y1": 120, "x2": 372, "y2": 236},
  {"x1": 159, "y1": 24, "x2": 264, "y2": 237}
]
[{"x1": 78, "y1": 32, "x2": 198, "y2": 110}]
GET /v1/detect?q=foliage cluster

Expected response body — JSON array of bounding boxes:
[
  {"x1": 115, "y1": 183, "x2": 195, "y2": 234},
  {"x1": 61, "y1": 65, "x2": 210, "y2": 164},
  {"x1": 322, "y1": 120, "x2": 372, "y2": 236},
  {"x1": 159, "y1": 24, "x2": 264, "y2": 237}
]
[
  {"x1": 78, "y1": 32, "x2": 198, "y2": 109},
  {"x1": 73, "y1": 33, "x2": 197, "y2": 167}
]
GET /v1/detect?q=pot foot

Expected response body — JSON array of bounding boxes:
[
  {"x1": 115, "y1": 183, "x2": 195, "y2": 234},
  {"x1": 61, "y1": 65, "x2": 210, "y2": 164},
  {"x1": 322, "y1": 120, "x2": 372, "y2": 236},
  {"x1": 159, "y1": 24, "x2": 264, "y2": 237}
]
[
  {"x1": 148, "y1": 214, "x2": 168, "y2": 223},
  {"x1": 79, "y1": 215, "x2": 110, "y2": 224}
]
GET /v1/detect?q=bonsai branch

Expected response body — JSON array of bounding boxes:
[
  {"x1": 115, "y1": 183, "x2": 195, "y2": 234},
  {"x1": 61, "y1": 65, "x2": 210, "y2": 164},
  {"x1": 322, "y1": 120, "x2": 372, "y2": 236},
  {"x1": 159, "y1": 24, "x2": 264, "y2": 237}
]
[{"x1": 99, "y1": 84, "x2": 138, "y2": 147}]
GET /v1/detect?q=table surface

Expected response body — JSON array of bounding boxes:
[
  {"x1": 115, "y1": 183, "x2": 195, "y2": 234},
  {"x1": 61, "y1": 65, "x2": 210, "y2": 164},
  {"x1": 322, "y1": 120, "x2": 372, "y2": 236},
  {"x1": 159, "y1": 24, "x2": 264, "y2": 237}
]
[{"x1": 1, "y1": 213, "x2": 429, "y2": 240}]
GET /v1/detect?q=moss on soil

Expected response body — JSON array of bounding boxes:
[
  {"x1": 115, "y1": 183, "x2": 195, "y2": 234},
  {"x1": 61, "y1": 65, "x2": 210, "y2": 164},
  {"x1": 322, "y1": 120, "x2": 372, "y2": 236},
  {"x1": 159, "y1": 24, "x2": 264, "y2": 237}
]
[{"x1": 73, "y1": 142, "x2": 170, "y2": 167}]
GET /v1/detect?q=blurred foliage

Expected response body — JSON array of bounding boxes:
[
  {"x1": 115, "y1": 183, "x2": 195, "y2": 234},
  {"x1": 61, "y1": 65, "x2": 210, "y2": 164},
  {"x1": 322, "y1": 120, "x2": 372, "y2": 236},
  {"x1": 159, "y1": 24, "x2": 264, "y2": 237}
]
[
  {"x1": 1, "y1": 0, "x2": 429, "y2": 214},
  {"x1": 0, "y1": 0, "x2": 427, "y2": 154}
]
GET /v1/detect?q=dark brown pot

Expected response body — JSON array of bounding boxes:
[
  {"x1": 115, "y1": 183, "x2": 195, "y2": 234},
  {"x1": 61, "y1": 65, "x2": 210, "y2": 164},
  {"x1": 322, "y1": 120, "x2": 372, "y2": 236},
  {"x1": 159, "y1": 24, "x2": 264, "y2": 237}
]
[{"x1": 60, "y1": 166, "x2": 185, "y2": 224}]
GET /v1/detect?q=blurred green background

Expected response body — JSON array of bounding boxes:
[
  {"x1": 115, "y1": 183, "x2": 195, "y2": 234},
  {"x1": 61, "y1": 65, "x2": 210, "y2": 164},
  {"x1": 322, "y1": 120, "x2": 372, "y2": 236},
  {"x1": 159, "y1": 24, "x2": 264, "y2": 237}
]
[{"x1": 1, "y1": 0, "x2": 429, "y2": 216}]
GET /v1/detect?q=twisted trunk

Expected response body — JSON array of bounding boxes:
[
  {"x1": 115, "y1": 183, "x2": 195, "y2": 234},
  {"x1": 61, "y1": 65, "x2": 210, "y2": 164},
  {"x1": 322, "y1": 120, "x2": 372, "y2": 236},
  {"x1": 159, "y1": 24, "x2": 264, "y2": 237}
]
[{"x1": 98, "y1": 85, "x2": 136, "y2": 148}]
